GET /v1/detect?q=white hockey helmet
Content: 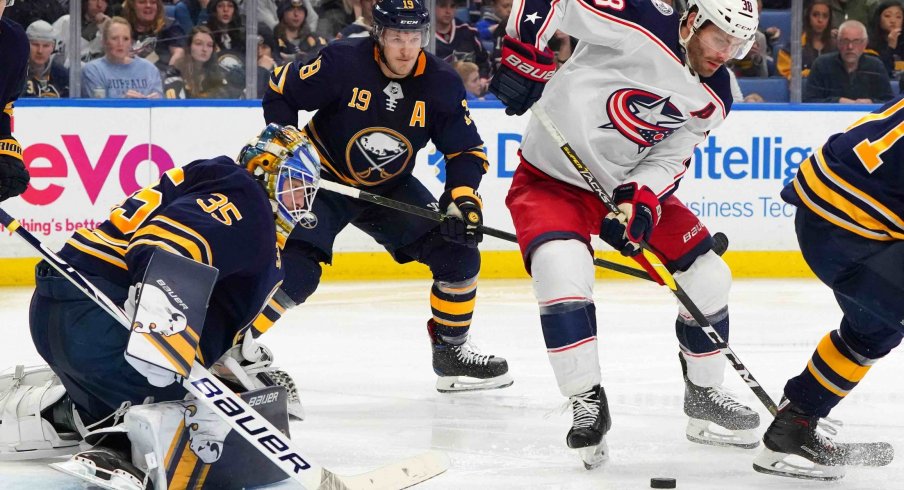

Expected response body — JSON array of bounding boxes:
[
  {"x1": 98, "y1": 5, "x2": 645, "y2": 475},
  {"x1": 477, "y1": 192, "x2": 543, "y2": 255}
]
[{"x1": 684, "y1": 0, "x2": 759, "y2": 59}]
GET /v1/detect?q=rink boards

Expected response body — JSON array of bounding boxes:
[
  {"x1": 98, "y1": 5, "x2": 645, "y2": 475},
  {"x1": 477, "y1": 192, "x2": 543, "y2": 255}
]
[{"x1": 0, "y1": 100, "x2": 873, "y2": 284}]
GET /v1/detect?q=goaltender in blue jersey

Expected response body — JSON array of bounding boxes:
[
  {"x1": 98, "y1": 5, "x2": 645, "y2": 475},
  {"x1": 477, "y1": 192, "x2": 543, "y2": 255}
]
[
  {"x1": 754, "y1": 97, "x2": 904, "y2": 480},
  {"x1": 261, "y1": 0, "x2": 513, "y2": 393}
]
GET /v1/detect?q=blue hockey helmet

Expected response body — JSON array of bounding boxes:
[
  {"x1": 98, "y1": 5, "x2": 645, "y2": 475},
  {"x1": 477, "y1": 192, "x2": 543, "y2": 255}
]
[
  {"x1": 372, "y1": 0, "x2": 430, "y2": 48},
  {"x1": 238, "y1": 124, "x2": 321, "y2": 238}
]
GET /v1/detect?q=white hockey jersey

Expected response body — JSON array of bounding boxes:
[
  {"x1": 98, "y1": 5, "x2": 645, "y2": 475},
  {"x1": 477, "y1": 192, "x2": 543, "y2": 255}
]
[{"x1": 509, "y1": 0, "x2": 734, "y2": 198}]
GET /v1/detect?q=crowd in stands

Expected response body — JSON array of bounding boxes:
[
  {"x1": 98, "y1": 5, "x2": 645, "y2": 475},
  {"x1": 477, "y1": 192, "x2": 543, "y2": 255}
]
[{"x1": 9, "y1": 0, "x2": 904, "y2": 103}]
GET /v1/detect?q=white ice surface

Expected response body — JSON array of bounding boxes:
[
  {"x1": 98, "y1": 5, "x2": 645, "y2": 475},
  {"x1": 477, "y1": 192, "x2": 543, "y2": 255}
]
[{"x1": 1, "y1": 279, "x2": 902, "y2": 489}]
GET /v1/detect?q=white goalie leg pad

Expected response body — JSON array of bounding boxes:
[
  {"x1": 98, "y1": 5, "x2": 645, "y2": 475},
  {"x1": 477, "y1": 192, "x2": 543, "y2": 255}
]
[
  {"x1": 530, "y1": 240, "x2": 601, "y2": 397},
  {"x1": 211, "y1": 334, "x2": 304, "y2": 420},
  {"x1": 673, "y1": 251, "x2": 732, "y2": 387},
  {"x1": 0, "y1": 365, "x2": 81, "y2": 460}
]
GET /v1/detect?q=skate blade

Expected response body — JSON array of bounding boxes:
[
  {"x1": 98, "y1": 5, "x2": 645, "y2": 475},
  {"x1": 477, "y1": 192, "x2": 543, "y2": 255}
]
[
  {"x1": 0, "y1": 443, "x2": 79, "y2": 461},
  {"x1": 686, "y1": 418, "x2": 759, "y2": 449},
  {"x1": 435, "y1": 373, "x2": 514, "y2": 393},
  {"x1": 577, "y1": 439, "x2": 609, "y2": 470},
  {"x1": 752, "y1": 447, "x2": 845, "y2": 481},
  {"x1": 51, "y1": 460, "x2": 145, "y2": 490}
]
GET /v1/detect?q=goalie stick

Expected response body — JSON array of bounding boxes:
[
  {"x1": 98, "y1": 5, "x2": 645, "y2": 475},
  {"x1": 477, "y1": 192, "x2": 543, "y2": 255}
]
[
  {"x1": 317, "y1": 179, "x2": 729, "y2": 283},
  {"x1": 530, "y1": 105, "x2": 780, "y2": 416},
  {"x1": 0, "y1": 207, "x2": 449, "y2": 490}
]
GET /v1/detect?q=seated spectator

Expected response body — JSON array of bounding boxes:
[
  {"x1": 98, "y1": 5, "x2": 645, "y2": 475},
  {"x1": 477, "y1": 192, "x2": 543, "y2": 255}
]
[
  {"x1": 778, "y1": 0, "x2": 837, "y2": 78},
  {"x1": 23, "y1": 20, "x2": 69, "y2": 97},
  {"x1": 169, "y1": 26, "x2": 230, "y2": 98},
  {"x1": 5, "y1": 0, "x2": 67, "y2": 29},
  {"x1": 453, "y1": 60, "x2": 485, "y2": 100},
  {"x1": 804, "y1": 20, "x2": 894, "y2": 103},
  {"x1": 730, "y1": 0, "x2": 771, "y2": 77},
  {"x1": 337, "y1": 0, "x2": 376, "y2": 39},
  {"x1": 829, "y1": 0, "x2": 880, "y2": 29},
  {"x1": 315, "y1": 0, "x2": 356, "y2": 40},
  {"x1": 122, "y1": 0, "x2": 185, "y2": 68},
  {"x1": 435, "y1": 0, "x2": 490, "y2": 77},
  {"x1": 206, "y1": 0, "x2": 244, "y2": 54},
  {"x1": 275, "y1": 0, "x2": 327, "y2": 63},
  {"x1": 744, "y1": 92, "x2": 766, "y2": 103},
  {"x1": 82, "y1": 16, "x2": 163, "y2": 98},
  {"x1": 172, "y1": 0, "x2": 209, "y2": 36},
  {"x1": 258, "y1": 0, "x2": 318, "y2": 32},
  {"x1": 257, "y1": 27, "x2": 280, "y2": 97},
  {"x1": 474, "y1": 0, "x2": 511, "y2": 52},
  {"x1": 52, "y1": 0, "x2": 111, "y2": 65},
  {"x1": 867, "y1": 0, "x2": 904, "y2": 77}
]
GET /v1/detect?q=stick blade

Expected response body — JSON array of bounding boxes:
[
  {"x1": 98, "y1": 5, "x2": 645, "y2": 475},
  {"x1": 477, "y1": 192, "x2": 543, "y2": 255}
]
[{"x1": 323, "y1": 450, "x2": 451, "y2": 490}]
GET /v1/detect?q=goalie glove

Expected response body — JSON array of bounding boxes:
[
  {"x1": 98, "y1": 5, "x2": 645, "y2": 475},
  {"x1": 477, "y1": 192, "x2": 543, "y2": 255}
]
[
  {"x1": 489, "y1": 36, "x2": 556, "y2": 116},
  {"x1": 0, "y1": 136, "x2": 29, "y2": 202},
  {"x1": 439, "y1": 186, "x2": 483, "y2": 248},
  {"x1": 599, "y1": 183, "x2": 661, "y2": 257}
]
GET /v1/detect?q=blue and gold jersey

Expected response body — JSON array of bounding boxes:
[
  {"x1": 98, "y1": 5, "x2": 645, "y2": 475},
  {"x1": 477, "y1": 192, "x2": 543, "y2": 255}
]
[
  {"x1": 1, "y1": 17, "x2": 28, "y2": 135},
  {"x1": 262, "y1": 37, "x2": 488, "y2": 191},
  {"x1": 782, "y1": 97, "x2": 904, "y2": 241},
  {"x1": 59, "y1": 157, "x2": 283, "y2": 360}
]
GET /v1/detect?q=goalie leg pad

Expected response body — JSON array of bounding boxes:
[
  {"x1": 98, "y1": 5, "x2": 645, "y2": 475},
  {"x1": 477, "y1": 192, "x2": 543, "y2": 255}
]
[{"x1": 0, "y1": 365, "x2": 81, "y2": 460}]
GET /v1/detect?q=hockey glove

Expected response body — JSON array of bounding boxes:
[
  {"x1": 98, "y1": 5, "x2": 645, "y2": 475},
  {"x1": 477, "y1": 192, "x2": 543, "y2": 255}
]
[
  {"x1": 599, "y1": 183, "x2": 661, "y2": 257},
  {"x1": 489, "y1": 36, "x2": 556, "y2": 116},
  {"x1": 0, "y1": 136, "x2": 29, "y2": 202},
  {"x1": 439, "y1": 186, "x2": 483, "y2": 248}
]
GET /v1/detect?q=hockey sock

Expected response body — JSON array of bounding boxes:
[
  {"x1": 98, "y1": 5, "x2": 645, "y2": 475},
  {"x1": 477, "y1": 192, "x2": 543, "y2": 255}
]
[
  {"x1": 785, "y1": 329, "x2": 876, "y2": 418},
  {"x1": 541, "y1": 301, "x2": 601, "y2": 397},
  {"x1": 430, "y1": 276, "x2": 477, "y2": 340},
  {"x1": 676, "y1": 307, "x2": 729, "y2": 387}
]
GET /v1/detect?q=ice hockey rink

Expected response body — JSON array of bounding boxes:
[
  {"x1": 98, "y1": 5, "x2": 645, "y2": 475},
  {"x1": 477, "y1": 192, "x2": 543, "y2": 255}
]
[{"x1": 2, "y1": 277, "x2": 903, "y2": 490}]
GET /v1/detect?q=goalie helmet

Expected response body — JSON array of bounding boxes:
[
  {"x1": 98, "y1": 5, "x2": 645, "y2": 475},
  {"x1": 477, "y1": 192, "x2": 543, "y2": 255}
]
[
  {"x1": 372, "y1": 0, "x2": 430, "y2": 48},
  {"x1": 238, "y1": 124, "x2": 321, "y2": 238},
  {"x1": 684, "y1": 0, "x2": 759, "y2": 59}
]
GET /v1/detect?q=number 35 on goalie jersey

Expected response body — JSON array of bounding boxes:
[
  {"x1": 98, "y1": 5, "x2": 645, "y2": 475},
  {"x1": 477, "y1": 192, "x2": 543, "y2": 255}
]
[
  {"x1": 262, "y1": 37, "x2": 488, "y2": 189},
  {"x1": 59, "y1": 156, "x2": 284, "y2": 361},
  {"x1": 782, "y1": 96, "x2": 904, "y2": 241}
]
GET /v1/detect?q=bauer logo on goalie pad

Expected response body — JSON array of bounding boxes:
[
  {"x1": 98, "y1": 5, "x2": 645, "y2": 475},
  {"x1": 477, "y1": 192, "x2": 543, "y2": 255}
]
[{"x1": 132, "y1": 281, "x2": 189, "y2": 337}]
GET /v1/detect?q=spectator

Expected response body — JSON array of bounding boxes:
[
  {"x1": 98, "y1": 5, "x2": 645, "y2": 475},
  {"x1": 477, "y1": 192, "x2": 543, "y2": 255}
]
[
  {"x1": 731, "y1": 0, "x2": 771, "y2": 77},
  {"x1": 171, "y1": 26, "x2": 229, "y2": 98},
  {"x1": 258, "y1": 0, "x2": 318, "y2": 32},
  {"x1": 804, "y1": 20, "x2": 894, "y2": 103},
  {"x1": 744, "y1": 92, "x2": 766, "y2": 102},
  {"x1": 778, "y1": 0, "x2": 837, "y2": 78},
  {"x1": 122, "y1": 0, "x2": 185, "y2": 68},
  {"x1": 5, "y1": 0, "x2": 67, "y2": 29},
  {"x1": 826, "y1": 0, "x2": 880, "y2": 29},
  {"x1": 336, "y1": 0, "x2": 377, "y2": 39},
  {"x1": 549, "y1": 30, "x2": 576, "y2": 67},
  {"x1": 23, "y1": 20, "x2": 69, "y2": 97},
  {"x1": 315, "y1": 0, "x2": 355, "y2": 39},
  {"x1": 474, "y1": 0, "x2": 511, "y2": 52},
  {"x1": 172, "y1": 0, "x2": 210, "y2": 36},
  {"x1": 206, "y1": 0, "x2": 244, "y2": 54},
  {"x1": 274, "y1": 0, "x2": 327, "y2": 63},
  {"x1": 52, "y1": 0, "x2": 111, "y2": 65},
  {"x1": 867, "y1": 0, "x2": 904, "y2": 76},
  {"x1": 82, "y1": 16, "x2": 163, "y2": 98},
  {"x1": 435, "y1": 0, "x2": 490, "y2": 77},
  {"x1": 256, "y1": 27, "x2": 280, "y2": 97},
  {"x1": 452, "y1": 60, "x2": 485, "y2": 100}
]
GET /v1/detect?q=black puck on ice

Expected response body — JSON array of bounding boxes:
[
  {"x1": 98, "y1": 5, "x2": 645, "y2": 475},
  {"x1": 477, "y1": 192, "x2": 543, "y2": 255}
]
[{"x1": 650, "y1": 477, "x2": 676, "y2": 489}]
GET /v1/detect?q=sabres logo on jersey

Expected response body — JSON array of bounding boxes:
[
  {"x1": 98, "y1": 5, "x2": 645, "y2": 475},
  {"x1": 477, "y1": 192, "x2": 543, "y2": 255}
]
[
  {"x1": 346, "y1": 127, "x2": 413, "y2": 186},
  {"x1": 601, "y1": 88, "x2": 687, "y2": 153}
]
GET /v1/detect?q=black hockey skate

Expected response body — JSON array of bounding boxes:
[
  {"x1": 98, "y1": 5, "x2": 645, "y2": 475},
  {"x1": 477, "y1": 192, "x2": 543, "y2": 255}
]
[
  {"x1": 429, "y1": 320, "x2": 513, "y2": 393},
  {"x1": 51, "y1": 447, "x2": 150, "y2": 490},
  {"x1": 680, "y1": 354, "x2": 760, "y2": 449},
  {"x1": 753, "y1": 399, "x2": 845, "y2": 480},
  {"x1": 566, "y1": 385, "x2": 611, "y2": 470}
]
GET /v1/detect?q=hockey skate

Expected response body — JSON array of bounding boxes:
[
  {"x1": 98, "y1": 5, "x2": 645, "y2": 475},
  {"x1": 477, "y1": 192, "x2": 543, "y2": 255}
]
[
  {"x1": 428, "y1": 320, "x2": 513, "y2": 393},
  {"x1": 566, "y1": 385, "x2": 611, "y2": 470},
  {"x1": 52, "y1": 447, "x2": 150, "y2": 490},
  {"x1": 681, "y1": 356, "x2": 760, "y2": 449}
]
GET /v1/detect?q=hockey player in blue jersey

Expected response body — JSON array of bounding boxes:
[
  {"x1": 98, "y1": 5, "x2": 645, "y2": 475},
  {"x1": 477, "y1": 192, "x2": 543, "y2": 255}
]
[
  {"x1": 0, "y1": 124, "x2": 320, "y2": 488},
  {"x1": 261, "y1": 0, "x2": 512, "y2": 393},
  {"x1": 0, "y1": 0, "x2": 31, "y2": 203},
  {"x1": 753, "y1": 98, "x2": 904, "y2": 480}
]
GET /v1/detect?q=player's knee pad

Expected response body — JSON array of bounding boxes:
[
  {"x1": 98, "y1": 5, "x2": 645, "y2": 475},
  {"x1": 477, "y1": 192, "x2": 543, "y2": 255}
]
[
  {"x1": 422, "y1": 238, "x2": 480, "y2": 283},
  {"x1": 673, "y1": 250, "x2": 731, "y2": 318},
  {"x1": 529, "y1": 240, "x2": 595, "y2": 305},
  {"x1": 281, "y1": 246, "x2": 323, "y2": 305}
]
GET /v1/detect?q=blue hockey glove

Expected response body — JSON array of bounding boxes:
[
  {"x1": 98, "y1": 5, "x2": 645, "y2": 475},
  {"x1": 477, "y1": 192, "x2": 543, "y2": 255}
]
[
  {"x1": 439, "y1": 186, "x2": 483, "y2": 248},
  {"x1": 599, "y1": 183, "x2": 661, "y2": 257},
  {"x1": 489, "y1": 36, "x2": 556, "y2": 116},
  {"x1": 0, "y1": 137, "x2": 29, "y2": 202}
]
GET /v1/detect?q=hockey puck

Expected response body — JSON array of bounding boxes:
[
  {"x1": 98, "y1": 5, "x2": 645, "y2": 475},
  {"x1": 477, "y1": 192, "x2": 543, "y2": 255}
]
[
  {"x1": 713, "y1": 232, "x2": 729, "y2": 256},
  {"x1": 650, "y1": 477, "x2": 676, "y2": 489}
]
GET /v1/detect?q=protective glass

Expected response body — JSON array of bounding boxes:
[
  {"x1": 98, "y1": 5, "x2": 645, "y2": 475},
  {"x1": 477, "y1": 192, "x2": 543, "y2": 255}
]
[
  {"x1": 695, "y1": 26, "x2": 754, "y2": 59},
  {"x1": 378, "y1": 26, "x2": 429, "y2": 49}
]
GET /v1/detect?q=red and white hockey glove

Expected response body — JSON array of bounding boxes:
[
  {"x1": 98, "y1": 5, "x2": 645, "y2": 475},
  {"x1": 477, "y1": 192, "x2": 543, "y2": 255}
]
[
  {"x1": 599, "y1": 183, "x2": 661, "y2": 257},
  {"x1": 489, "y1": 36, "x2": 556, "y2": 116}
]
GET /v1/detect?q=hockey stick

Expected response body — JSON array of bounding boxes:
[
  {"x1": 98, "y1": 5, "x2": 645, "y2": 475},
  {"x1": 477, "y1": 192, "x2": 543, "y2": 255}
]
[
  {"x1": 530, "y1": 105, "x2": 779, "y2": 416},
  {"x1": 0, "y1": 207, "x2": 450, "y2": 489},
  {"x1": 317, "y1": 179, "x2": 683, "y2": 282}
]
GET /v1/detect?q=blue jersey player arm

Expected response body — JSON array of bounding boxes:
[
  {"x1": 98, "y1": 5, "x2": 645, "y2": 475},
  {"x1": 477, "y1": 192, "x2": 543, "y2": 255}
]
[
  {"x1": 262, "y1": 47, "x2": 345, "y2": 127},
  {"x1": 430, "y1": 73, "x2": 489, "y2": 190}
]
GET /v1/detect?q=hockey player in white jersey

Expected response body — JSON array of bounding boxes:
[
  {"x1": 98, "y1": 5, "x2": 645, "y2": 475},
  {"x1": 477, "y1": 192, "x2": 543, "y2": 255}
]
[{"x1": 489, "y1": 0, "x2": 760, "y2": 468}]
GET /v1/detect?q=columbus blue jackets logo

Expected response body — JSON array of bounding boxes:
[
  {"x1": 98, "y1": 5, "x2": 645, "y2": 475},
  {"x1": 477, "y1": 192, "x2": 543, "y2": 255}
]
[
  {"x1": 601, "y1": 88, "x2": 687, "y2": 153},
  {"x1": 346, "y1": 127, "x2": 413, "y2": 186}
]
